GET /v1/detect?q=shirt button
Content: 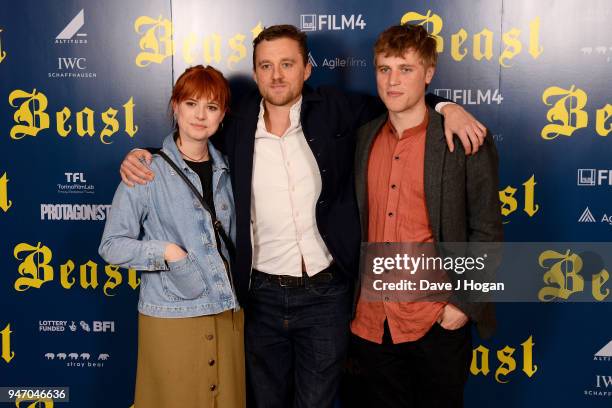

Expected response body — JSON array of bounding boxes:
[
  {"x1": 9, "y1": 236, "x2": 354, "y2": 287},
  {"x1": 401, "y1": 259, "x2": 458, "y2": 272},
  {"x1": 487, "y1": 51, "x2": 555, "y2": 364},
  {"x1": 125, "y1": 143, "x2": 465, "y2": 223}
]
[
  {"x1": 208, "y1": 359, "x2": 215, "y2": 366},
  {"x1": 391, "y1": 184, "x2": 397, "y2": 189},
  {"x1": 388, "y1": 212, "x2": 394, "y2": 217},
  {"x1": 206, "y1": 334, "x2": 214, "y2": 340},
  {"x1": 321, "y1": 169, "x2": 327, "y2": 173},
  {"x1": 384, "y1": 296, "x2": 390, "y2": 301},
  {"x1": 394, "y1": 156, "x2": 400, "y2": 160},
  {"x1": 221, "y1": 203, "x2": 228, "y2": 210},
  {"x1": 209, "y1": 384, "x2": 217, "y2": 391}
]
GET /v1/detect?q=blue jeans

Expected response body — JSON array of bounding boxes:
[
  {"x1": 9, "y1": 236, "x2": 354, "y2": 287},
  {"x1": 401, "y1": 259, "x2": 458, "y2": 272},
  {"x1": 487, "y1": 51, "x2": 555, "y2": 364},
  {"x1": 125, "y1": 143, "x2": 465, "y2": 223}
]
[{"x1": 245, "y1": 266, "x2": 352, "y2": 408}]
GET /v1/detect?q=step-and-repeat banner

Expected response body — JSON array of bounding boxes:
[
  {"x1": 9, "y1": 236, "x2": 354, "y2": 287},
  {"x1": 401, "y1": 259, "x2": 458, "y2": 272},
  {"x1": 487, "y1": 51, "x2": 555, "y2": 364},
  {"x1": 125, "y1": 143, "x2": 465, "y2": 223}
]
[{"x1": 1, "y1": 0, "x2": 610, "y2": 406}]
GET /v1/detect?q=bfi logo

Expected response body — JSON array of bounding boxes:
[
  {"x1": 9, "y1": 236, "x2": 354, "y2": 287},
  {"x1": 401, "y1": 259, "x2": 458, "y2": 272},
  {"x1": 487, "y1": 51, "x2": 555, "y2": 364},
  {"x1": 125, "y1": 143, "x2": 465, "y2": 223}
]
[
  {"x1": 58, "y1": 57, "x2": 87, "y2": 70},
  {"x1": 65, "y1": 172, "x2": 86, "y2": 183},
  {"x1": 300, "y1": 14, "x2": 366, "y2": 31},
  {"x1": 93, "y1": 321, "x2": 115, "y2": 333},
  {"x1": 577, "y1": 169, "x2": 612, "y2": 186}
]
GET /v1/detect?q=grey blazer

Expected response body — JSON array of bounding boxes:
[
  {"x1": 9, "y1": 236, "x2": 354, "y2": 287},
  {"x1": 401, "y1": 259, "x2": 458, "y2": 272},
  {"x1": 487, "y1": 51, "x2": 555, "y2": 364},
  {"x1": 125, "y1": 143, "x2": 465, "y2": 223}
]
[{"x1": 354, "y1": 108, "x2": 503, "y2": 339}]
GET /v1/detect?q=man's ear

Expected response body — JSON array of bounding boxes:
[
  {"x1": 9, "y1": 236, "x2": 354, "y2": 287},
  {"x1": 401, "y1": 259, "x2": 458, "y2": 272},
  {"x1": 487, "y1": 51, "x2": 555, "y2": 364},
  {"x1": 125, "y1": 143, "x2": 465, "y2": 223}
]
[
  {"x1": 304, "y1": 62, "x2": 312, "y2": 81},
  {"x1": 425, "y1": 66, "x2": 435, "y2": 85}
]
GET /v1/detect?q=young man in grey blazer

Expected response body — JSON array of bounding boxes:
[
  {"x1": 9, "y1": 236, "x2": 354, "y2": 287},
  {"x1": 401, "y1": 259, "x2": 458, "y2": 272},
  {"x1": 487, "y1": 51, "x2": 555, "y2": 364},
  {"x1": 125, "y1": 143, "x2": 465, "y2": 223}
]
[{"x1": 348, "y1": 24, "x2": 503, "y2": 408}]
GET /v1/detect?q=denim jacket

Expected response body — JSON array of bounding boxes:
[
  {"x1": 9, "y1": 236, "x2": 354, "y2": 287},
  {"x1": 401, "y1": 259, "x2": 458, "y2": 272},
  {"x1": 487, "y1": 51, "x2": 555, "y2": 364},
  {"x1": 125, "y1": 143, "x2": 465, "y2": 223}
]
[{"x1": 99, "y1": 133, "x2": 237, "y2": 317}]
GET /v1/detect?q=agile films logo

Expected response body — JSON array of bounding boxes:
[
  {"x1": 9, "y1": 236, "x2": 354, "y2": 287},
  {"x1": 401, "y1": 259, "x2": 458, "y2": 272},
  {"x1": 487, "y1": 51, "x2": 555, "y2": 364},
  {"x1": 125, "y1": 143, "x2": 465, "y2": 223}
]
[
  {"x1": 307, "y1": 51, "x2": 366, "y2": 70},
  {"x1": 51, "y1": 9, "x2": 97, "y2": 79},
  {"x1": 300, "y1": 14, "x2": 366, "y2": 31},
  {"x1": 584, "y1": 340, "x2": 612, "y2": 398},
  {"x1": 578, "y1": 207, "x2": 612, "y2": 226}
]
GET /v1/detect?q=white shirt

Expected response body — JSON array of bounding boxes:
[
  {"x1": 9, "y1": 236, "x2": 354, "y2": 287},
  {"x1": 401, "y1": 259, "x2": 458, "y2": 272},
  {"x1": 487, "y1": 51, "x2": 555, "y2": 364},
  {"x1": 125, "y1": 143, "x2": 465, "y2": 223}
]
[{"x1": 251, "y1": 98, "x2": 333, "y2": 277}]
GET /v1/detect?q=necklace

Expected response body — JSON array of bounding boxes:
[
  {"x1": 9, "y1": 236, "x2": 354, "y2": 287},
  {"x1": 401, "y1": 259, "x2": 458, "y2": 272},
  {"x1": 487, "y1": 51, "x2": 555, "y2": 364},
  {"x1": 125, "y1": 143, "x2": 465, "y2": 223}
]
[{"x1": 177, "y1": 140, "x2": 209, "y2": 162}]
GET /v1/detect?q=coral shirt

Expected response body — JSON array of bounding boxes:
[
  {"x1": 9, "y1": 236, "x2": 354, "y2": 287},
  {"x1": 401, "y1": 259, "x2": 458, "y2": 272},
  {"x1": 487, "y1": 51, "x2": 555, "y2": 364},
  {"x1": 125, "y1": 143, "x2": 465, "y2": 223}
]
[{"x1": 351, "y1": 112, "x2": 446, "y2": 344}]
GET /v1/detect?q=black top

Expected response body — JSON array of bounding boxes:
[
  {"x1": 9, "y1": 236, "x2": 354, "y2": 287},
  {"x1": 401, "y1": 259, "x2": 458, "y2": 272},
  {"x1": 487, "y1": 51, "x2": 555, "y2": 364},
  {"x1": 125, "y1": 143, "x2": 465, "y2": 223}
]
[{"x1": 185, "y1": 159, "x2": 216, "y2": 218}]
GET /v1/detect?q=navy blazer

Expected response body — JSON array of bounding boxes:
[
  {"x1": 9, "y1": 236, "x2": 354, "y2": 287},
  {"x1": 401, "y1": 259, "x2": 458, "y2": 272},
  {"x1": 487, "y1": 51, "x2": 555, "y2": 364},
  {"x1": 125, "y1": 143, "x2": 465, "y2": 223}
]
[{"x1": 214, "y1": 86, "x2": 444, "y2": 305}]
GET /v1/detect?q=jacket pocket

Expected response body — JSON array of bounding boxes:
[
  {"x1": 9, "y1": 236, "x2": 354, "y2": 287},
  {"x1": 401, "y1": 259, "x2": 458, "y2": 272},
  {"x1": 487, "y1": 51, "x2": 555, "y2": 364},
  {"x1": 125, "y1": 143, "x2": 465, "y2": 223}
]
[{"x1": 161, "y1": 255, "x2": 208, "y2": 301}]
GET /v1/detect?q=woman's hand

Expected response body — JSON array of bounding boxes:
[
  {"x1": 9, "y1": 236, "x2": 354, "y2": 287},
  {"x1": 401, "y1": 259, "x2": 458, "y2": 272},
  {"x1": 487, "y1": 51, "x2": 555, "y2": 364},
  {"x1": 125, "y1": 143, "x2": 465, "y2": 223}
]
[{"x1": 164, "y1": 243, "x2": 188, "y2": 262}]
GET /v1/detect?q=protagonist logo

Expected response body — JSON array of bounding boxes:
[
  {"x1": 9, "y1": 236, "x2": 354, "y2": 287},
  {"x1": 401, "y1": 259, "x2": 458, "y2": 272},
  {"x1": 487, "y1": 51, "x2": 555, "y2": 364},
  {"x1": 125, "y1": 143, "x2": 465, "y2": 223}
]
[
  {"x1": 13, "y1": 242, "x2": 140, "y2": 296},
  {"x1": 8, "y1": 89, "x2": 138, "y2": 144},
  {"x1": 0, "y1": 172, "x2": 11, "y2": 213},
  {"x1": 537, "y1": 249, "x2": 609, "y2": 301},
  {"x1": 542, "y1": 85, "x2": 612, "y2": 139},
  {"x1": 400, "y1": 10, "x2": 542, "y2": 67},
  {"x1": 0, "y1": 27, "x2": 6, "y2": 63},
  {"x1": 1, "y1": 323, "x2": 15, "y2": 363},
  {"x1": 470, "y1": 336, "x2": 537, "y2": 383},
  {"x1": 134, "y1": 15, "x2": 263, "y2": 69}
]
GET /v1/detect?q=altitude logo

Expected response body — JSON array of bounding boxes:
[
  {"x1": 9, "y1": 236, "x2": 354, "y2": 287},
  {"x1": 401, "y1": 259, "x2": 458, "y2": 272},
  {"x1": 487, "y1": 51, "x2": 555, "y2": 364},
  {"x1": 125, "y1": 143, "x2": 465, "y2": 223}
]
[
  {"x1": 55, "y1": 9, "x2": 87, "y2": 44},
  {"x1": 594, "y1": 340, "x2": 612, "y2": 362},
  {"x1": 300, "y1": 14, "x2": 366, "y2": 31}
]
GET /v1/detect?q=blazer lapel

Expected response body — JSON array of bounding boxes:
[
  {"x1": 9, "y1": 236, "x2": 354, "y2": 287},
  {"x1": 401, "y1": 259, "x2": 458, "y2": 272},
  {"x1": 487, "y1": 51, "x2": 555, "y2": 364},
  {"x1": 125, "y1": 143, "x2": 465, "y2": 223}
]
[
  {"x1": 424, "y1": 108, "x2": 446, "y2": 242},
  {"x1": 355, "y1": 113, "x2": 387, "y2": 238}
]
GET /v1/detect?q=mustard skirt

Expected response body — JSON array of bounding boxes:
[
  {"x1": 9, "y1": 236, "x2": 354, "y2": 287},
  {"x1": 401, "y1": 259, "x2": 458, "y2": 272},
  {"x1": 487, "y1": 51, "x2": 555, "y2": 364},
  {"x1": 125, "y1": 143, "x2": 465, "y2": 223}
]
[{"x1": 134, "y1": 310, "x2": 245, "y2": 408}]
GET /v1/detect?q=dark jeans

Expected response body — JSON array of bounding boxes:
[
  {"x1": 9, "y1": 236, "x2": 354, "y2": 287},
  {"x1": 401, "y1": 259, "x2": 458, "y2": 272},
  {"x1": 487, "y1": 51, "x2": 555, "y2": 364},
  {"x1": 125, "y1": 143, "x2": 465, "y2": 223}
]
[
  {"x1": 245, "y1": 267, "x2": 352, "y2": 408},
  {"x1": 342, "y1": 320, "x2": 472, "y2": 408}
]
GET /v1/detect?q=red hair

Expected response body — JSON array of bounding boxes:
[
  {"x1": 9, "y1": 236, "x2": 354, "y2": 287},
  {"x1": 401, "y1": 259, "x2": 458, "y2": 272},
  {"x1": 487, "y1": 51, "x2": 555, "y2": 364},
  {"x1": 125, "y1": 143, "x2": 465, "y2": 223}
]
[{"x1": 170, "y1": 65, "x2": 230, "y2": 111}]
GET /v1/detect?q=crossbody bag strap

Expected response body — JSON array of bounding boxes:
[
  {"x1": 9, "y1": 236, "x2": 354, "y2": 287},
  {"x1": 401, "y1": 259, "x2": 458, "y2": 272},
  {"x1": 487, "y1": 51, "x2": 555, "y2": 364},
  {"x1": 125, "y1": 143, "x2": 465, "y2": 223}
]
[{"x1": 157, "y1": 151, "x2": 236, "y2": 260}]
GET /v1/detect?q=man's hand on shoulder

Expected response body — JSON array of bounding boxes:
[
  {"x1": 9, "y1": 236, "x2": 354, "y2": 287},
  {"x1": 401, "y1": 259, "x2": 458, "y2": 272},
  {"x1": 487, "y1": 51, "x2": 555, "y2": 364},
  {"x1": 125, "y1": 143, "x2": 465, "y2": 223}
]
[
  {"x1": 440, "y1": 104, "x2": 487, "y2": 155},
  {"x1": 120, "y1": 149, "x2": 155, "y2": 187}
]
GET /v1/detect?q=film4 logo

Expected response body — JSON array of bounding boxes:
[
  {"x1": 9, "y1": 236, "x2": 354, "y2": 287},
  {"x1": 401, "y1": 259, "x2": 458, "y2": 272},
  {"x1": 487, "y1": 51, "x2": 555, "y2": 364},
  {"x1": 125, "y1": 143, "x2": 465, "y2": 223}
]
[
  {"x1": 1, "y1": 323, "x2": 15, "y2": 363},
  {"x1": 0, "y1": 172, "x2": 11, "y2": 213}
]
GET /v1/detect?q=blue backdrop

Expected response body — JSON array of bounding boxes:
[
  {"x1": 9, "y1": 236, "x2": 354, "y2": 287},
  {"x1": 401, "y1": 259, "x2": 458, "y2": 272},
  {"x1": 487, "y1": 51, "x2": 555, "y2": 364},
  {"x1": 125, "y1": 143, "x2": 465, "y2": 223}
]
[{"x1": 1, "y1": 0, "x2": 611, "y2": 407}]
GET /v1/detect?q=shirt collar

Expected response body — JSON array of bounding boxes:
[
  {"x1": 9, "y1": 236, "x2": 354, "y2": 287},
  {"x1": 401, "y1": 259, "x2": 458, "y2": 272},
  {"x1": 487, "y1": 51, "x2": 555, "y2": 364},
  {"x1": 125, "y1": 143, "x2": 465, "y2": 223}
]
[{"x1": 256, "y1": 97, "x2": 303, "y2": 138}]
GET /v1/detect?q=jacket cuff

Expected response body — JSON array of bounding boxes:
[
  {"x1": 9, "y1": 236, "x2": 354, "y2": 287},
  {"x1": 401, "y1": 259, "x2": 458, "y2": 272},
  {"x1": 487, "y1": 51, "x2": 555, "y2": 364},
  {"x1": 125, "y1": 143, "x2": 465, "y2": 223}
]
[{"x1": 145, "y1": 240, "x2": 170, "y2": 271}]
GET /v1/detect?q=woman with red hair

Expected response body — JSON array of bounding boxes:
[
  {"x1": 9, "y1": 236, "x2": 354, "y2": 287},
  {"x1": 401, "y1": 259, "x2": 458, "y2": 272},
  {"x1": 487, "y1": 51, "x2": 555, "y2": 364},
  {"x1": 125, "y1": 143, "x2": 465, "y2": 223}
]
[{"x1": 100, "y1": 65, "x2": 244, "y2": 407}]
